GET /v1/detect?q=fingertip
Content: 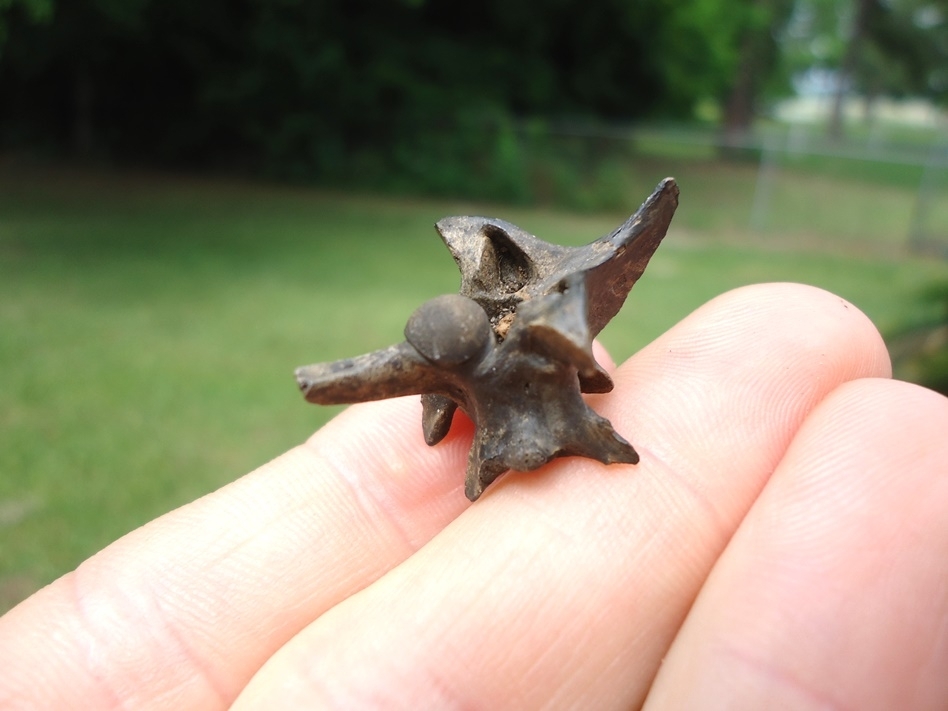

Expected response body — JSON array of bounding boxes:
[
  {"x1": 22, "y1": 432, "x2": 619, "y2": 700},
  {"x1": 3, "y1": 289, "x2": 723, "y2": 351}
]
[
  {"x1": 603, "y1": 282, "x2": 892, "y2": 478},
  {"x1": 635, "y1": 282, "x2": 890, "y2": 375},
  {"x1": 772, "y1": 376, "x2": 948, "y2": 533},
  {"x1": 645, "y1": 377, "x2": 948, "y2": 710}
]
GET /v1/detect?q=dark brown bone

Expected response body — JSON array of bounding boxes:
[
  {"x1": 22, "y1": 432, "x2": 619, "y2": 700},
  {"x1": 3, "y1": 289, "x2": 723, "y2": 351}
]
[{"x1": 296, "y1": 178, "x2": 679, "y2": 500}]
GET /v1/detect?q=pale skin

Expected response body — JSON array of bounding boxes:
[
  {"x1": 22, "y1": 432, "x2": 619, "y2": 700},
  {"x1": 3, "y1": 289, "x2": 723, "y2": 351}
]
[{"x1": 2, "y1": 283, "x2": 948, "y2": 710}]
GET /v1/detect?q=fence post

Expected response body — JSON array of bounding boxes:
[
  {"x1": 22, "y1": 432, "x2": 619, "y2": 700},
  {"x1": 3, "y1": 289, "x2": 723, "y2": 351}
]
[
  {"x1": 749, "y1": 131, "x2": 782, "y2": 233},
  {"x1": 908, "y1": 131, "x2": 948, "y2": 255}
]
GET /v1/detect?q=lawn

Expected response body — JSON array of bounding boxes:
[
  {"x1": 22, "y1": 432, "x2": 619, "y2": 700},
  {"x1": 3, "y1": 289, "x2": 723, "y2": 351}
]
[{"x1": 2, "y1": 162, "x2": 947, "y2": 612}]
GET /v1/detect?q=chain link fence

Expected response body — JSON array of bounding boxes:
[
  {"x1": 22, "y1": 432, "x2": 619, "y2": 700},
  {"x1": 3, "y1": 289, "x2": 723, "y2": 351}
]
[{"x1": 524, "y1": 121, "x2": 948, "y2": 257}]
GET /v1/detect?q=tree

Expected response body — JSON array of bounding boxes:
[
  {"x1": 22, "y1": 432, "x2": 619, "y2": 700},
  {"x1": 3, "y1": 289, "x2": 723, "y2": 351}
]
[
  {"x1": 827, "y1": 0, "x2": 870, "y2": 139},
  {"x1": 1, "y1": 0, "x2": 765, "y2": 177},
  {"x1": 0, "y1": 0, "x2": 52, "y2": 53},
  {"x1": 863, "y1": 0, "x2": 948, "y2": 103},
  {"x1": 785, "y1": 0, "x2": 948, "y2": 140},
  {"x1": 720, "y1": 0, "x2": 796, "y2": 145}
]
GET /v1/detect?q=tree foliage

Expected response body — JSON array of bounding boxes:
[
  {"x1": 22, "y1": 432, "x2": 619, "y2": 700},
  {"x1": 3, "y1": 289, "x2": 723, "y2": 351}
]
[
  {"x1": 784, "y1": 0, "x2": 948, "y2": 104},
  {"x1": 0, "y1": 0, "x2": 51, "y2": 53},
  {"x1": 4, "y1": 0, "x2": 943, "y2": 184},
  {"x1": 0, "y1": 0, "x2": 753, "y2": 179},
  {"x1": 865, "y1": 0, "x2": 948, "y2": 101},
  {"x1": 720, "y1": 0, "x2": 796, "y2": 140}
]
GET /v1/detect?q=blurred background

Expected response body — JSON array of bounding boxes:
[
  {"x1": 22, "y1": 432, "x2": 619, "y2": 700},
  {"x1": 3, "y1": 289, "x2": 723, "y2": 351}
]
[{"x1": 2, "y1": 0, "x2": 947, "y2": 612}]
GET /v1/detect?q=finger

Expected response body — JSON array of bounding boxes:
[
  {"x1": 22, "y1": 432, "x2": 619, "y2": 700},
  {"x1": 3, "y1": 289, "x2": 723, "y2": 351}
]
[
  {"x1": 0, "y1": 324, "x2": 620, "y2": 711},
  {"x1": 231, "y1": 284, "x2": 892, "y2": 710},
  {"x1": 0, "y1": 394, "x2": 475, "y2": 710},
  {"x1": 644, "y1": 379, "x2": 948, "y2": 711},
  {"x1": 592, "y1": 338, "x2": 617, "y2": 372}
]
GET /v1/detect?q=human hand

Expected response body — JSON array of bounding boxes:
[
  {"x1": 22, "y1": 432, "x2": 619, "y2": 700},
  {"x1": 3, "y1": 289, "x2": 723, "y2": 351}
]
[{"x1": 2, "y1": 283, "x2": 946, "y2": 710}]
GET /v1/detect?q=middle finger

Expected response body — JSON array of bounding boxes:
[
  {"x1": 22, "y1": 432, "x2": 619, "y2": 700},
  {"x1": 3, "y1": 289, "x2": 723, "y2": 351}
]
[{"x1": 234, "y1": 284, "x2": 891, "y2": 709}]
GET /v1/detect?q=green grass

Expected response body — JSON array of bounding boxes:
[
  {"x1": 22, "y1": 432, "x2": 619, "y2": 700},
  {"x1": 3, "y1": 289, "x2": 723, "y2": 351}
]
[
  {"x1": 522, "y1": 136, "x2": 947, "y2": 249},
  {"x1": 2, "y1": 163, "x2": 947, "y2": 612}
]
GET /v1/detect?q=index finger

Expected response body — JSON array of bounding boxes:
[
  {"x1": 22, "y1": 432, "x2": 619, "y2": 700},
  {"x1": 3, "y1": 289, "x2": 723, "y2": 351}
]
[
  {"x1": 0, "y1": 336, "x2": 622, "y2": 708},
  {"x1": 0, "y1": 393, "x2": 480, "y2": 708},
  {"x1": 231, "y1": 283, "x2": 891, "y2": 710}
]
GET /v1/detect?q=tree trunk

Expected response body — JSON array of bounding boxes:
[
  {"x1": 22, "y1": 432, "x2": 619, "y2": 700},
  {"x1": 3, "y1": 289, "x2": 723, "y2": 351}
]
[
  {"x1": 720, "y1": 0, "x2": 794, "y2": 155},
  {"x1": 73, "y1": 64, "x2": 94, "y2": 158},
  {"x1": 722, "y1": 32, "x2": 758, "y2": 149},
  {"x1": 828, "y1": 0, "x2": 872, "y2": 141}
]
